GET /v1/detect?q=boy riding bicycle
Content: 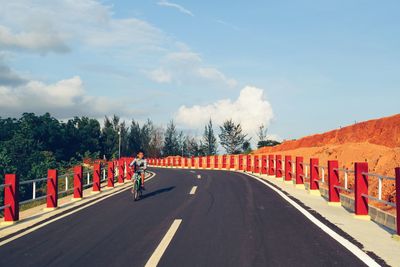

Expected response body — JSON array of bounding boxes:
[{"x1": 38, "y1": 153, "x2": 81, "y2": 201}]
[{"x1": 129, "y1": 150, "x2": 147, "y2": 190}]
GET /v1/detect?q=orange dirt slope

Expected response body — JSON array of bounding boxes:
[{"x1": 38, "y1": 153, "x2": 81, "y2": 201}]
[{"x1": 253, "y1": 113, "x2": 400, "y2": 211}]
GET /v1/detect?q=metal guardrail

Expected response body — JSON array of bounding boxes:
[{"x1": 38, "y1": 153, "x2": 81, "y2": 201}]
[
  {"x1": 0, "y1": 204, "x2": 10, "y2": 212},
  {"x1": 361, "y1": 172, "x2": 397, "y2": 207},
  {"x1": 19, "y1": 177, "x2": 48, "y2": 204},
  {"x1": 333, "y1": 168, "x2": 354, "y2": 193},
  {"x1": 314, "y1": 165, "x2": 327, "y2": 184},
  {"x1": 11, "y1": 169, "x2": 96, "y2": 206}
]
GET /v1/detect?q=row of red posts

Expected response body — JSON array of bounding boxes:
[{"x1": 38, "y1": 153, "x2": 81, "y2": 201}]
[
  {"x1": 147, "y1": 155, "x2": 400, "y2": 236},
  {"x1": 2, "y1": 157, "x2": 135, "y2": 224}
]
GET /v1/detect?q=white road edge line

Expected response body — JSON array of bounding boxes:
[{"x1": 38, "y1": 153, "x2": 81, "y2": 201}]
[
  {"x1": 0, "y1": 173, "x2": 158, "y2": 247},
  {"x1": 243, "y1": 172, "x2": 380, "y2": 267},
  {"x1": 145, "y1": 219, "x2": 182, "y2": 267},
  {"x1": 197, "y1": 174, "x2": 201, "y2": 179},
  {"x1": 189, "y1": 186, "x2": 197, "y2": 195}
]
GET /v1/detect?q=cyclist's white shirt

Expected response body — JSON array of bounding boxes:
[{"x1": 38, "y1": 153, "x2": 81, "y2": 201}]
[{"x1": 129, "y1": 158, "x2": 147, "y2": 173}]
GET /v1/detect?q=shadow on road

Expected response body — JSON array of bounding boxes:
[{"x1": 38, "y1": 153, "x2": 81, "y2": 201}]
[{"x1": 141, "y1": 186, "x2": 175, "y2": 200}]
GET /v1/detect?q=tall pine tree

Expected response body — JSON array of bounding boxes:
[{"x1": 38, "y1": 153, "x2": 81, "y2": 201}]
[
  {"x1": 163, "y1": 120, "x2": 180, "y2": 156},
  {"x1": 202, "y1": 119, "x2": 217, "y2": 155}
]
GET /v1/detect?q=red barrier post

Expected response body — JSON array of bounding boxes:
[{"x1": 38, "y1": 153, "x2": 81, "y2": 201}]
[
  {"x1": 295, "y1": 157, "x2": 304, "y2": 188},
  {"x1": 118, "y1": 160, "x2": 124, "y2": 184},
  {"x1": 127, "y1": 162, "x2": 133, "y2": 181},
  {"x1": 268, "y1": 155, "x2": 275, "y2": 176},
  {"x1": 206, "y1": 156, "x2": 210, "y2": 169},
  {"x1": 107, "y1": 161, "x2": 114, "y2": 188},
  {"x1": 354, "y1": 162, "x2": 369, "y2": 218},
  {"x1": 253, "y1": 155, "x2": 260, "y2": 173},
  {"x1": 246, "y1": 155, "x2": 251, "y2": 172},
  {"x1": 191, "y1": 156, "x2": 195, "y2": 168},
  {"x1": 222, "y1": 155, "x2": 227, "y2": 169},
  {"x1": 276, "y1": 155, "x2": 282, "y2": 179},
  {"x1": 73, "y1": 166, "x2": 83, "y2": 200},
  {"x1": 92, "y1": 164, "x2": 101, "y2": 193},
  {"x1": 238, "y1": 155, "x2": 244, "y2": 171},
  {"x1": 395, "y1": 167, "x2": 400, "y2": 236},
  {"x1": 3, "y1": 174, "x2": 19, "y2": 223},
  {"x1": 261, "y1": 155, "x2": 267, "y2": 175},
  {"x1": 214, "y1": 155, "x2": 219, "y2": 169},
  {"x1": 309, "y1": 158, "x2": 320, "y2": 195},
  {"x1": 284, "y1": 156, "x2": 292, "y2": 183},
  {"x1": 328, "y1": 160, "x2": 340, "y2": 205},
  {"x1": 46, "y1": 169, "x2": 58, "y2": 210},
  {"x1": 229, "y1": 155, "x2": 234, "y2": 170}
]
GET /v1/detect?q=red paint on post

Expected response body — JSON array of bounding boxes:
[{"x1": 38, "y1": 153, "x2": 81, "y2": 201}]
[
  {"x1": 206, "y1": 156, "x2": 211, "y2": 169},
  {"x1": 285, "y1": 156, "x2": 292, "y2": 181},
  {"x1": 295, "y1": 157, "x2": 304, "y2": 185},
  {"x1": 246, "y1": 155, "x2": 252, "y2": 172},
  {"x1": 395, "y1": 167, "x2": 400, "y2": 235},
  {"x1": 191, "y1": 156, "x2": 195, "y2": 168},
  {"x1": 238, "y1": 155, "x2": 244, "y2": 171},
  {"x1": 254, "y1": 155, "x2": 260, "y2": 173},
  {"x1": 93, "y1": 164, "x2": 101, "y2": 192},
  {"x1": 4, "y1": 174, "x2": 19, "y2": 222},
  {"x1": 261, "y1": 155, "x2": 267, "y2": 174},
  {"x1": 213, "y1": 155, "x2": 218, "y2": 169},
  {"x1": 354, "y1": 162, "x2": 369, "y2": 216},
  {"x1": 222, "y1": 155, "x2": 227, "y2": 169},
  {"x1": 118, "y1": 160, "x2": 124, "y2": 184},
  {"x1": 73, "y1": 166, "x2": 83, "y2": 199},
  {"x1": 310, "y1": 158, "x2": 319, "y2": 190},
  {"x1": 268, "y1": 155, "x2": 275, "y2": 176},
  {"x1": 229, "y1": 155, "x2": 235, "y2": 170},
  {"x1": 276, "y1": 155, "x2": 282, "y2": 178},
  {"x1": 107, "y1": 161, "x2": 114, "y2": 188},
  {"x1": 328, "y1": 160, "x2": 340, "y2": 203},
  {"x1": 47, "y1": 170, "x2": 58, "y2": 209}
]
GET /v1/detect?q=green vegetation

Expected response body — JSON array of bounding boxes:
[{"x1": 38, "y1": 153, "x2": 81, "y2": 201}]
[{"x1": 0, "y1": 113, "x2": 278, "y2": 204}]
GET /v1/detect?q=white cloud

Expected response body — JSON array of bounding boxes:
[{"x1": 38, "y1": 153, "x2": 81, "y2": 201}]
[
  {"x1": 0, "y1": 25, "x2": 69, "y2": 54},
  {"x1": 147, "y1": 51, "x2": 237, "y2": 88},
  {"x1": 175, "y1": 86, "x2": 274, "y2": 140},
  {"x1": 0, "y1": 0, "x2": 167, "y2": 54},
  {"x1": 0, "y1": 76, "x2": 131, "y2": 118},
  {"x1": 197, "y1": 67, "x2": 237, "y2": 88},
  {"x1": 215, "y1": 19, "x2": 240, "y2": 31},
  {"x1": 148, "y1": 68, "x2": 172, "y2": 83},
  {"x1": 158, "y1": 0, "x2": 194, "y2": 16}
]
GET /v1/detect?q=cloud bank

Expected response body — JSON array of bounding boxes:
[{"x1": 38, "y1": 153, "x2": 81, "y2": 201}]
[
  {"x1": 0, "y1": 76, "x2": 131, "y2": 119},
  {"x1": 175, "y1": 86, "x2": 274, "y2": 140}
]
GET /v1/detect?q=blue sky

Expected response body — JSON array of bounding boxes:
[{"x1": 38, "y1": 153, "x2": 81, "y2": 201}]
[{"x1": 0, "y1": 0, "x2": 399, "y2": 141}]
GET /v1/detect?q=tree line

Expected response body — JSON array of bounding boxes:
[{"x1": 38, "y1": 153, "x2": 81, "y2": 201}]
[{"x1": 0, "y1": 113, "x2": 280, "y2": 185}]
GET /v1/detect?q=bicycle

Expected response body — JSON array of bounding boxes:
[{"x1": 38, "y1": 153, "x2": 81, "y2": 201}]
[{"x1": 132, "y1": 171, "x2": 144, "y2": 201}]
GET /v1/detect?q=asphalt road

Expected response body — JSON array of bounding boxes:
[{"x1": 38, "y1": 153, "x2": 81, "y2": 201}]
[{"x1": 0, "y1": 168, "x2": 367, "y2": 267}]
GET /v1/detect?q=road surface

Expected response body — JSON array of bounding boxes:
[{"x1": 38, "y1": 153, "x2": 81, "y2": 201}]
[{"x1": 0, "y1": 168, "x2": 368, "y2": 266}]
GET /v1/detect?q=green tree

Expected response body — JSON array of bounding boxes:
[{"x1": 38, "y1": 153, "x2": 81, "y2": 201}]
[
  {"x1": 202, "y1": 119, "x2": 217, "y2": 155},
  {"x1": 127, "y1": 120, "x2": 142, "y2": 155},
  {"x1": 101, "y1": 116, "x2": 119, "y2": 159},
  {"x1": 219, "y1": 119, "x2": 248, "y2": 154},
  {"x1": 163, "y1": 120, "x2": 180, "y2": 156}
]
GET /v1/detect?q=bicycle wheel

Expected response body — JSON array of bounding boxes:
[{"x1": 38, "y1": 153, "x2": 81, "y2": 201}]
[{"x1": 133, "y1": 180, "x2": 139, "y2": 201}]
